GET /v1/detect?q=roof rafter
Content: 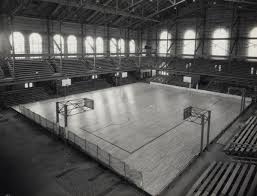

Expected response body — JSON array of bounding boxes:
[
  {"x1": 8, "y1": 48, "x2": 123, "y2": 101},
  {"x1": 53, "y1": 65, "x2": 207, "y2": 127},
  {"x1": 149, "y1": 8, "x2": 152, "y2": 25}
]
[
  {"x1": 36, "y1": 0, "x2": 160, "y2": 23},
  {"x1": 129, "y1": 0, "x2": 187, "y2": 29},
  {"x1": 86, "y1": 0, "x2": 113, "y2": 22}
]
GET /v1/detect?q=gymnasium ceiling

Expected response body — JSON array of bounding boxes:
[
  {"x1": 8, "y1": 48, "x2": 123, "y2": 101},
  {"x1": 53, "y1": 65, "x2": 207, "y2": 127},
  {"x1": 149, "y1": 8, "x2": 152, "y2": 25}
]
[{"x1": 1, "y1": 0, "x2": 257, "y2": 29}]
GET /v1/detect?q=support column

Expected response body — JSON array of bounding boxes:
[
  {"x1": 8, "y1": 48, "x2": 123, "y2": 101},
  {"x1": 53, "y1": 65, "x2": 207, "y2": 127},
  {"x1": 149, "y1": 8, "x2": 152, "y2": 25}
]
[
  {"x1": 200, "y1": 114, "x2": 205, "y2": 153},
  {"x1": 106, "y1": 24, "x2": 110, "y2": 57},
  {"x1": 0, "y1": 14, "x2": 11, "y2": 58},
  {"x1": 81, "y1": 23, "x2": 84, "y2": 58},
  {"x1": 46, "y1": 19, "x2": 51, "y2": 58},
  {"x1": 206, "y1": 111, "x2": 211, "y2": 149},
  {"x1": 56, "y1": 102, "x2": 59, "y2": 123},
  {"x1": 24, "y1": 33, "x2": 30, "y2": 59},
  {"x1": 64, "y1": 104, "x2": 68, "y2": 127}
]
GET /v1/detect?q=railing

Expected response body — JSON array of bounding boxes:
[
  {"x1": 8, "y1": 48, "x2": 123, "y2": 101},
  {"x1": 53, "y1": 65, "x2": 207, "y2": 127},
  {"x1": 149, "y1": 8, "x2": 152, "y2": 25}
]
[{"x1": 18, "y1": 105, "x2": 143, "y2": 189}]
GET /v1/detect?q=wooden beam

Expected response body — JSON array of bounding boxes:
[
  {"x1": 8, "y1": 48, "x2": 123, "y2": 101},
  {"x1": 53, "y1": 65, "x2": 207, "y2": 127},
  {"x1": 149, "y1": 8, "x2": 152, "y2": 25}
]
[
  {"x1": 128, "y1": 0, "x2": 187, "y2": 29},
  {"x1": 37, "y1": 0, "x2": 160, "y2": 23},
  {"x1": 86, "y1": 0, "x2": 113, "y2": 22}
]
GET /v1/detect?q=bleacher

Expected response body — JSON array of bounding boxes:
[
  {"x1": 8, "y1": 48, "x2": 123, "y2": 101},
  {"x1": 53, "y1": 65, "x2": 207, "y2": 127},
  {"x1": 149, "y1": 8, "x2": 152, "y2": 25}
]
[
  {"x1": 111, "y1": 57, "x2": 138, "y2": 71},
  {"x1": 12, "y1": 59, "x2": 56, "y2": 81},
  {"x1": 95, "y1": 57, "x2": 117, "y2": 73},
  {"x1": 224, "y1": 115, "x2": 257, "y2": 158},
  {"x1": 140, "y1": 56, "x2": 156, "y2": 68},
  {"x1": 0, "y1": 87, "x2": 50, "y2": 106},
  {"x1": 121, "y1": 57, "x2": 138, "y2": 71},
  {"x1": 186, "y1": 161, "x2": 257, "y2": 196},
  {"x1": 61, "y1": 59, "x2": 94, "y2": 77}
]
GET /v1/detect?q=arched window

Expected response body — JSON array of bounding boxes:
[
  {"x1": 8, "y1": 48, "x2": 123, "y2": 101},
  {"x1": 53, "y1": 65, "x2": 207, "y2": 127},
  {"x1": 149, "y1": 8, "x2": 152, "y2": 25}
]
[
  {"x1": 118, "y1": 38, "x2": 125, "y2": 56},
  {"x1": 129, "y1": 40, "x2": 136, "y2": 55},
  {"x1": 248, "y1": 27, "x2": 257, "y2": 58},
  {"x1": 9, "y1": 32, "x2": 25, "y2": 59},
  {"x1": 183, "y1": 30, "x2": 196, "y2": 56},
  {"x1": 67, "y1": 35, "x2": 77, "y2": 58},
  {"x1": 29, "y1": 33, "x2": 42, "y2": 58},
  {"x1": 211, "y1": 28, "x2": 229, "y2": 57},
  {"x1": 85, "y1": 36, "x2": 94, "y2": 57},
  {"x1": 110, "y1": 38, "x2": 117, "y2": 56},
  {"x1": 96, "y1": 37, "x2": 104, "y2": 57},
  {"x1": 159, "y1": 31, "x2": 171, "y2": 56},
  {"x1": 53, "y1": 34, "x2": 64, "y2": 58}
]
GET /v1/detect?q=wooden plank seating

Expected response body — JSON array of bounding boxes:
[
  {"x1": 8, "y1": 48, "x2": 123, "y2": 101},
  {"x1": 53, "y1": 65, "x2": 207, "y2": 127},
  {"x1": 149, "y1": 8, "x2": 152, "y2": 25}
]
[
  {"x1": 186, "y1": 161, "x2": 257, "y2": 196},
  {"x1": 140, "y1": 56, "x2": 156, "y2": 68},
  {"x1": 119, "y1": 58, "x2": 138, "y2": 71},
  {"x1": 224, "y1": 116, "x2": 257, "y2": 158},
  {"x1": 95, "y1": 57, "x2": 117, "y2": 72},
  {"x1": 61, "y1": 59, "x2": 93, "y2": 77},
  {"x1": 13, "y1": 59, "x2": 55, "y2": 81}
]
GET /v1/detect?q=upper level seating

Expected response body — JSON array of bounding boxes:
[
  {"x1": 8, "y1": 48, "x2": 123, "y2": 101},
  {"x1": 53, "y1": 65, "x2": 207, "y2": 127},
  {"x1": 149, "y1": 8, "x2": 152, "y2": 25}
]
[
  {"x1": 140, "y1": 56, "x2": 156, "y2": 68},
  {"x1": 123, "y1": 58, "x2": 138, "y2": 70},
  {"x1": 94, "y1": 58, "x2": 117, "y2": 73},
  {"x1": 12, "y1": 59, "x2": 55, "y2": 81},
  {"x1": 1, "y1": 57, "x2": 140, "y2": 83},
  {"x1": 0, "y1": 87, "x2": 50, "y2": 106},
  {"x1": 61, "y1": 59, "x2": 94, "y2": 77},
  {"x1": 111, "y1": 57, "x2": 138, "y2": 71}
]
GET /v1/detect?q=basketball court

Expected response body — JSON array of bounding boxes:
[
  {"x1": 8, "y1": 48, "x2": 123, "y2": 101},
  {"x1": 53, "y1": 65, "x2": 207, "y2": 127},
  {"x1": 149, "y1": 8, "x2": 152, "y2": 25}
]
[{"x1": 13, "y1": 83, "x2": 251, "y2": 195}]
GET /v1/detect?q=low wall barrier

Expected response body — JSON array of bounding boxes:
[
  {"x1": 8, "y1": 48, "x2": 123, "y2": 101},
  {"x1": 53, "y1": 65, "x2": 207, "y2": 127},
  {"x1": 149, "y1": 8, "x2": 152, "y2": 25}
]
[{"x1": 18, "y1": 105, "x2": 143, "y2": 188}]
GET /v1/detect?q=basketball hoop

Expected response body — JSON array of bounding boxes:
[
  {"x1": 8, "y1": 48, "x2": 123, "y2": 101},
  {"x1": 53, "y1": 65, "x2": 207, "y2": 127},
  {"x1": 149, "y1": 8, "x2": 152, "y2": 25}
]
[
  {"x1": 183, "y1": 106, "x2": 211, "y2": 154},
  {"x1": 56, "y1": 97, "x2": 94, "y2": 127}
]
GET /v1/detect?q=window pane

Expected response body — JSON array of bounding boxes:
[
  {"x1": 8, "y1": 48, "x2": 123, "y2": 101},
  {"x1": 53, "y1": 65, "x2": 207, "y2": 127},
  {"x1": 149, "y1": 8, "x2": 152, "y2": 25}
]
[
  {"x1": 9, "y1": 32, "x2": 25, "y2": 59},
  {"x1": 29, "y1": 33, "x2": 42, "y2": 58},
  {"x1": 129, "y1": 40, "x2": 136, "y2": 55},
  {"x1": 248, "y1": 27, "x2": 257, "y2": 58},
  {"x1": 118, "y1": 39, "x2": 125, "y2": 56},
  {"x1": 183, "y1": 30, "x2": 196, "y2": 55},
  {"x1": 53, "y1": 34, "x2": 64, "y2": 57},
  {"x1": 110, "y1": 38, "x2": 117, "y2": 56},
  {"x1": 67, "y1": 35, "x2": 77, "y2": 57},
  {"x1": 211, "y1": 28, "x2": 229, "y2": 56},
  {"x1": 96, "y1": 37, "x2": 104, "y2": 57},
  {"x1": 85, "y1": 36, "x2": 94, "y2": 57},
  {"x1": 159, "y1": 31, "x2": 171, "y2": 57}
]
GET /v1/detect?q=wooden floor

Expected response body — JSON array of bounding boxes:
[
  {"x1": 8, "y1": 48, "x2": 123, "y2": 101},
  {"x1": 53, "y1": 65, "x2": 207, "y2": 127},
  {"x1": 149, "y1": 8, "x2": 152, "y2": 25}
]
[{"x1": 16, "y1": 83, "x2": 251, "y2": 195}]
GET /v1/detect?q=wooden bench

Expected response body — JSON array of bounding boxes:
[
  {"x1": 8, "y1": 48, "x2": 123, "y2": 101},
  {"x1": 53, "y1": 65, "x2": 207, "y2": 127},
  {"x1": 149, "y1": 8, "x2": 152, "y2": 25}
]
[
  {"x1": 224, "y1": 116, "x2": 257, "y2": 158},
  {"x1": 186, "y1": 161, "x2": 257, "y2": 196}
]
